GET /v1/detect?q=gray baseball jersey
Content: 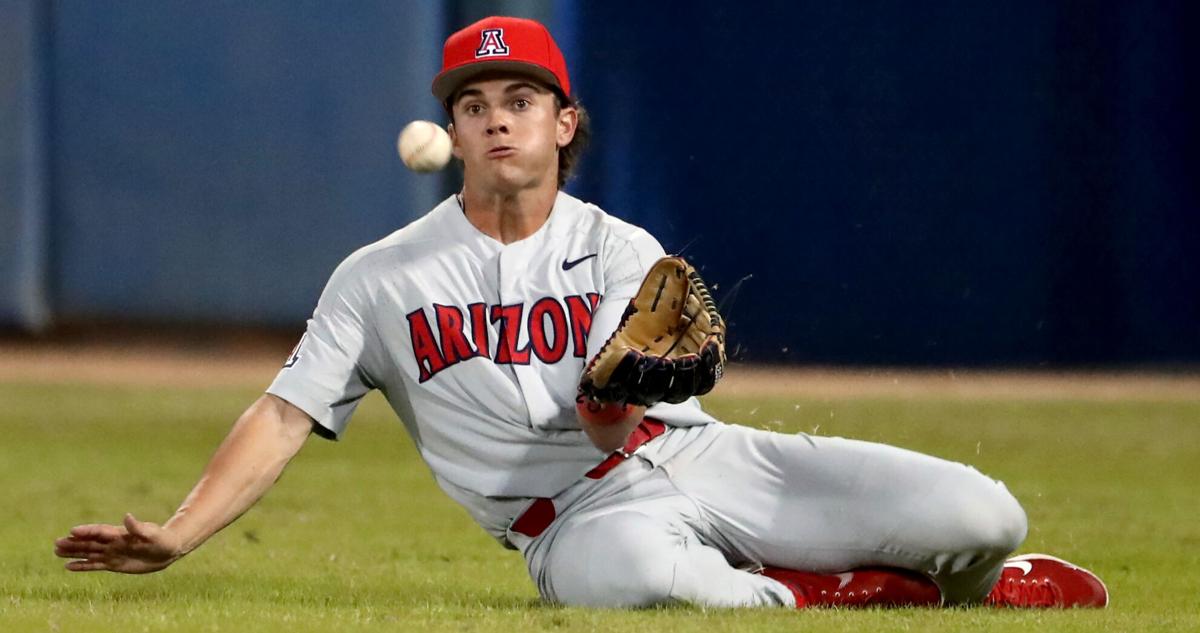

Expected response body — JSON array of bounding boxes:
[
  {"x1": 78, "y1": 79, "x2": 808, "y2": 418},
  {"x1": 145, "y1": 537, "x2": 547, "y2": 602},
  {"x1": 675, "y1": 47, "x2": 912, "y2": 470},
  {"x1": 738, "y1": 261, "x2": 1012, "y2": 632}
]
[{"x1": 267, "y1": 192, "x2": 716, "y2": 539}]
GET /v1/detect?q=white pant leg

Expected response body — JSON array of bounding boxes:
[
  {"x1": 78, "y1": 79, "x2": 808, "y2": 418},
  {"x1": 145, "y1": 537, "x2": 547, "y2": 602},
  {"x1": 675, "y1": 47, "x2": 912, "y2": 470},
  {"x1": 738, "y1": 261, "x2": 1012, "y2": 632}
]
[
  {"x1": 527, "y1": 460, "x2": 796, "y2": 608},
  {"x1": 665, "y1": 424, "x2": 1027, "y2": 603}
]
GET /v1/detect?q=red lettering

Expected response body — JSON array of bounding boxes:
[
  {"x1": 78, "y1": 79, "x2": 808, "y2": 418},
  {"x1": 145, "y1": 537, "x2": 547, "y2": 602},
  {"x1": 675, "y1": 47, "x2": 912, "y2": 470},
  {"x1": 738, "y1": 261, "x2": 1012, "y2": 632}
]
[
  {"x1": 434, "y1": 304, "x2": 475, "y2": 365},
  {"x1": 467, "y1": 302, "x2": 490, "y2": 360},
  {"x1": 413, "y1": 295, "x2": 600, "y2": 379},
  {"x1": 565, "y1": 293, "x2": 601, "y2": 357},
  {"x1": 407, "y1": 308, "x2": 446, "y2": 382},
  {"x1": 491, "y1": 303, "x2": 531, "y2": 364},
  {"x1": 529, "y1": 298, "x2": 568, "y2": 363}
]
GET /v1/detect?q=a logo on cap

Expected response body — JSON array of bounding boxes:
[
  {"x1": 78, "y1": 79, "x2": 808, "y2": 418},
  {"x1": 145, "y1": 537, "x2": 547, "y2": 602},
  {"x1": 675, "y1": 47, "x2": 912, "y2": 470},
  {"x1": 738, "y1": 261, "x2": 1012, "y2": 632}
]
[{"x1": 475, "y1": 28, "x2": 510, "y2": 58}]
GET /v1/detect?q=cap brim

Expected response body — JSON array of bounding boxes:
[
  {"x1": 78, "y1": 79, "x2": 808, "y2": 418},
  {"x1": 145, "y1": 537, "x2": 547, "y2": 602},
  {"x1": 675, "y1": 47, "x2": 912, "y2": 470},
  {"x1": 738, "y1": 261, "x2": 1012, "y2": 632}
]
[{"x1": 432, "y1": 61, "x2": 563, "y2": 103}]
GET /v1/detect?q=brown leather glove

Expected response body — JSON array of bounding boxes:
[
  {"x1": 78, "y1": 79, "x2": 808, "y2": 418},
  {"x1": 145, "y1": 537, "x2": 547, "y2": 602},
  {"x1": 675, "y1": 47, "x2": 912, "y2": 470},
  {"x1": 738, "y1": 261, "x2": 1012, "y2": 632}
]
[{"x1": 579, "y1": 256, "x2": 726, "y2": 407}]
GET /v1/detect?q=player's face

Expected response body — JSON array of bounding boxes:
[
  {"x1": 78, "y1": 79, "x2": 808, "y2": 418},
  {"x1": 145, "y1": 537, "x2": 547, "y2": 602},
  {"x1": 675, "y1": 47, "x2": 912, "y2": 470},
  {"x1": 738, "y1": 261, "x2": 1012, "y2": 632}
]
[{"x1": 448, "y1": 77, "x2": 577, "y2": 194}]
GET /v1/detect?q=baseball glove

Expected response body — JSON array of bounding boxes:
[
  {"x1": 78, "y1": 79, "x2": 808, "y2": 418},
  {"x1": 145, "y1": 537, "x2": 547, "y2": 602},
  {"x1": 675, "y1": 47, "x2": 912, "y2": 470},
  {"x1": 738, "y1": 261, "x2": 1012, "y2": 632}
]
[{"x1": 579, "y1": 256, "x2": 726, "y2": 407}]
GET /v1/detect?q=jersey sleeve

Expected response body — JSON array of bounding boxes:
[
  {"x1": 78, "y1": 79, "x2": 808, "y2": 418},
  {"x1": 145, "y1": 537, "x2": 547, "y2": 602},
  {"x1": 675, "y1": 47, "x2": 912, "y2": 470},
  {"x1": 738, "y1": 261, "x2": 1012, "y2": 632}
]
[
  {"x1": 267, "y1": 252, "x2": 380, "y2": 440},
  {"x1": 585, "y1": 228, "x2": 667, "y2": 362}
]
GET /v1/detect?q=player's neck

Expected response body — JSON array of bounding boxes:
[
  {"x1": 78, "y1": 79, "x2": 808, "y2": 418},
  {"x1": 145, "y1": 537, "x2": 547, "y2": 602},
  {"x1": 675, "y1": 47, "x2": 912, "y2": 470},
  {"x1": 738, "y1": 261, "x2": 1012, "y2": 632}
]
[{"x1": 459, "y1": 184, "x2": 558, "y2": 244}]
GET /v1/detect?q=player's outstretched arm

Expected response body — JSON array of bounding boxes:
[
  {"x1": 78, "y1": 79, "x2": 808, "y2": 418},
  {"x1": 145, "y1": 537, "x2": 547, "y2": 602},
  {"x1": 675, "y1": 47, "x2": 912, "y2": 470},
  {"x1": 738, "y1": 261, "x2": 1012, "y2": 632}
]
[{"x1": 53, "y1": 394, "x2": 313, "y2": 574}]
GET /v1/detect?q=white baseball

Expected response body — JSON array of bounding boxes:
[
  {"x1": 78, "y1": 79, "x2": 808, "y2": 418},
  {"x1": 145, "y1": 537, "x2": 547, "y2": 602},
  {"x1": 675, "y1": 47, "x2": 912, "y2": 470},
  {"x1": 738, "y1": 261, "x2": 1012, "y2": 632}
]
[{"x1": 397, "y1": 120, "x2": 452, "y2": 172}]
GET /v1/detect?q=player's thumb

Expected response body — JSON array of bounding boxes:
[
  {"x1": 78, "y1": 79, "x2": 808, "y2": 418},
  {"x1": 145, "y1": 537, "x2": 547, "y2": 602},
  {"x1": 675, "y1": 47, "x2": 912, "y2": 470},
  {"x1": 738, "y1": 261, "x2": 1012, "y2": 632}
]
[{"x1": 124, "y1": 513, "x2": 154, "y2": 539}]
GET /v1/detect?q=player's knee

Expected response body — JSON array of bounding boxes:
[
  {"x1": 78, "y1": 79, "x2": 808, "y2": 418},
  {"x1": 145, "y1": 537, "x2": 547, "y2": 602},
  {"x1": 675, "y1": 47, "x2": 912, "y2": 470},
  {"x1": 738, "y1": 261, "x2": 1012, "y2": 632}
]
[
  {"x1": 955, "y1": 476, "x2": 1028, "y2": 555},
  {"x1": 990, "y1": 486, "x2": 1028, "y2": 553},
  {"x1": 544, "y1": 511, "x2": 681, "y2": 608}
]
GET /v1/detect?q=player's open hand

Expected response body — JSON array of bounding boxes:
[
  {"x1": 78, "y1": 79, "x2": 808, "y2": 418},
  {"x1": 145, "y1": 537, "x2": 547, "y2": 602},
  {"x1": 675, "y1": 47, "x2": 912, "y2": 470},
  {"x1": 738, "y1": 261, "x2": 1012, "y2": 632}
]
[{"x1": 54, "y1": 513, "x2": 183, "y2": 574}]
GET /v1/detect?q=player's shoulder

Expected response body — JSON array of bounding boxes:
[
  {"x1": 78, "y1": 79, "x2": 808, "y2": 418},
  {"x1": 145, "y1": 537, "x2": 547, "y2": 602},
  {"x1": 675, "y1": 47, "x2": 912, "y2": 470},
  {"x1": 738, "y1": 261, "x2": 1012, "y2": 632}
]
[
  {"x1": 324, "y1": 197, "x2": 459, "y2": 285},
  {"x1": 554, "y1": 192, "x2": 663, "y2": 255},
  {"x1": 365, "y1": 196, "x2": 459, "y2": 253}
]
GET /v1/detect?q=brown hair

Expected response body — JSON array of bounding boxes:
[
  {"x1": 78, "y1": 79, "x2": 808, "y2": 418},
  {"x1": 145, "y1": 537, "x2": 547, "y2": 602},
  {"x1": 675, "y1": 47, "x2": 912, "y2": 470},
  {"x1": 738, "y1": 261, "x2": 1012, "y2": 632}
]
[
  {"x1": 555, "y1": 99, "x2": 590, "y2": 188},
  {"x1": 444, "y1": 87, "x2": 590, "y2": 188}
]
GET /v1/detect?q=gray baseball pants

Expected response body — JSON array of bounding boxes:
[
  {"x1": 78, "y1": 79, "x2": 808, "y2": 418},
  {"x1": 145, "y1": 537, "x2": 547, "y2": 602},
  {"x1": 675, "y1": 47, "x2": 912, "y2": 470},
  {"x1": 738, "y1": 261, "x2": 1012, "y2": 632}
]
[{"x1": 508, "y1": 423, "x2": 1027, "y2": 608}]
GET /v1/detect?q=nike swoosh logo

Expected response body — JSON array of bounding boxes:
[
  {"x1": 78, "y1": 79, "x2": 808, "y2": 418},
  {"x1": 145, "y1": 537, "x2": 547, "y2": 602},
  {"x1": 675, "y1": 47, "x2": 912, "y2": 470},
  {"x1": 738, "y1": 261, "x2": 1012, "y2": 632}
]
[
  {"x1": 1005, "y1": 561, "x2": 1033, "y2": 576},
  {"x1": 562, "y1": 253, "x2": 598, "y2": 270},
  {"x1": 834, "y1": 572, "x2": 854, "y2": 589}
]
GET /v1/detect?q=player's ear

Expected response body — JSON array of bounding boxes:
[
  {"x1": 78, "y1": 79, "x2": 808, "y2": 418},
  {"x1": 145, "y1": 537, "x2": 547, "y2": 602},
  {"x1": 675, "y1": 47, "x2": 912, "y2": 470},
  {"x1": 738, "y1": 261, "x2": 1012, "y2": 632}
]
[
  {"x1": 448, "y1": 122, "x2": 463, "y2": 159},
  {"x1": 556, "y1": 106, "x2": 578, "y2": 148}
]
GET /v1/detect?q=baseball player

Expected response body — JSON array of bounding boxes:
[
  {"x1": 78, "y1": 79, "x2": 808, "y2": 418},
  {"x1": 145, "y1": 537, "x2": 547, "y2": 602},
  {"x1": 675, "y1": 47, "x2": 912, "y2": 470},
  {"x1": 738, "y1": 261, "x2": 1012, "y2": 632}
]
[{"x1": 55, "y1": 16, "x2": 1108, "y2": 610}]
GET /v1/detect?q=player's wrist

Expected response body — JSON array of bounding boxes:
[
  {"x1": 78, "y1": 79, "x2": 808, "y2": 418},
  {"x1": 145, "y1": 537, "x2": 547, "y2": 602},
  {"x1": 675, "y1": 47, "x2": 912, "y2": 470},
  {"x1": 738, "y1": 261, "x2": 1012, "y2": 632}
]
[
  {"x1": 575, "y1": 392, "x2": 634, "y2": 426},
  {"x1": 159, "y1": 518, "x2": 202, "y2": 559}
]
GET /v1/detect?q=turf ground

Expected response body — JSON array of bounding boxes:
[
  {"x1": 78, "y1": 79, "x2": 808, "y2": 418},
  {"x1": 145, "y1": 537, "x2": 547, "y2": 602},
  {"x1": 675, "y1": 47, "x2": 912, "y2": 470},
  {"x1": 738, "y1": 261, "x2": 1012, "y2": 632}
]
[{"x1": 2, "y1": 358, "x2": 1198, "y2": 632}]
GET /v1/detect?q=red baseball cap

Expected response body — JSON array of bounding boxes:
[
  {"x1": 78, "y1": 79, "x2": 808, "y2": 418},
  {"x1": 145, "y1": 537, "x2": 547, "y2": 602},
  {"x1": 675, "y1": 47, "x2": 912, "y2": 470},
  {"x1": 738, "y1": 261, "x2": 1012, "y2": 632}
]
[{"x1": 432, "y1": 16, "x2": 571, "y2": 104}]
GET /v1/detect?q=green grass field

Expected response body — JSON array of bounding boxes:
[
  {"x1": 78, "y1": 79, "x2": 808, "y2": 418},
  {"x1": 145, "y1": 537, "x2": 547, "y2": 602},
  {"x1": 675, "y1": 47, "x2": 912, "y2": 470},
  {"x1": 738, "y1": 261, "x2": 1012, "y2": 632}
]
[{"x1": 2, "y1": 380, "x2": 1198, "y2": 631}]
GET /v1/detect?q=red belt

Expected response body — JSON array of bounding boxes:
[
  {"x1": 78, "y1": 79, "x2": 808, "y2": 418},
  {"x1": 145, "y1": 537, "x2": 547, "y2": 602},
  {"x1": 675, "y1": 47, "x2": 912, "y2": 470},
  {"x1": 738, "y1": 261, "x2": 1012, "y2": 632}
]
[{"x1": 510, "y1": 418, "x2": 667, "y2": 538}]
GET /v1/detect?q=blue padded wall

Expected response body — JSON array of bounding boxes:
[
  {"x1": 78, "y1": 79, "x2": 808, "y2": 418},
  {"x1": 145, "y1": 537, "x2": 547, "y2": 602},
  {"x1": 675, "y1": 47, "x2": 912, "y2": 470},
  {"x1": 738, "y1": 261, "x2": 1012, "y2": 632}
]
[{"x1": 48, "y1": 1, "x2": 449, "y2": 324}]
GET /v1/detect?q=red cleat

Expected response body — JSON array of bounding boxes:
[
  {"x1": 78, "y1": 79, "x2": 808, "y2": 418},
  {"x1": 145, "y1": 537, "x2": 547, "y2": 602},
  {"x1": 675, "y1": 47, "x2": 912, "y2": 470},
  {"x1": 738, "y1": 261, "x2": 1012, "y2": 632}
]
[
  {"x1": 985, "y1": 554, "x2": 1109, "y2": 608},
  {"x1": 761, "y1": 566, "x2": 941, "y2": 608}
]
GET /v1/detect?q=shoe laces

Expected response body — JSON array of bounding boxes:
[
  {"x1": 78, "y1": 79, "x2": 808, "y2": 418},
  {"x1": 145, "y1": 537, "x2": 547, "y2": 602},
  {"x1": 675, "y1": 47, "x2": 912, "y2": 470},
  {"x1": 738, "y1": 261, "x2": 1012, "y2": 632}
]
[{"x1": 987, "y1": 576, "x2": 1062, "y2": 607}]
